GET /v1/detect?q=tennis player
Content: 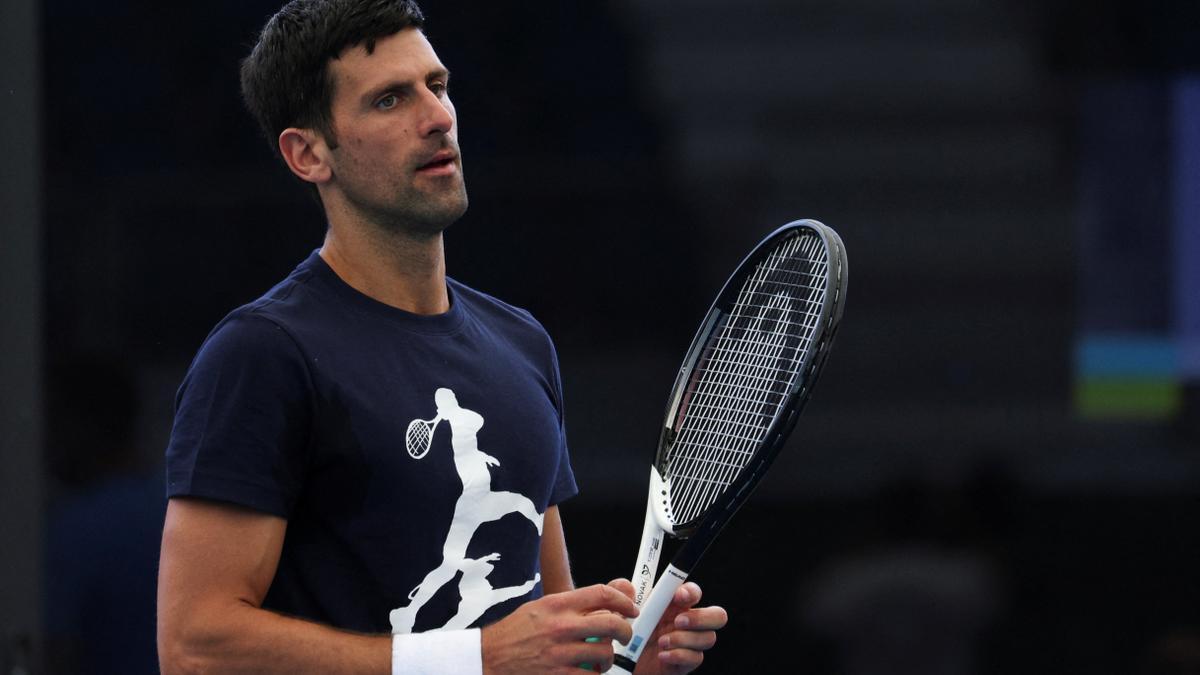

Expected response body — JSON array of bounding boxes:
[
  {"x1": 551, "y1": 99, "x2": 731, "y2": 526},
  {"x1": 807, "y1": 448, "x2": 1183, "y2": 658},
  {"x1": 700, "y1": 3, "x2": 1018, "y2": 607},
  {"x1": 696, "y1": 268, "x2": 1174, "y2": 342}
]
[{"x1": 155, "y1": 1, "x2": 727, "y2": 673}]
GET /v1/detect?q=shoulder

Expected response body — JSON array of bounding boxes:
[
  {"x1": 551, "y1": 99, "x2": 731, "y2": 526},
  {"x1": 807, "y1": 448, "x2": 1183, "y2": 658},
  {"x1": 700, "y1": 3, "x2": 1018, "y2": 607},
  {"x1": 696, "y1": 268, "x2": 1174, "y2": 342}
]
[
  {"x1": 448, "y1": 277, "x2": 553, "y2": 342},
  {"x1": 448, "y1": 278, "x2": 565, "y2": 386},
  {"x1": 240, "y1": 258, "x2": 330, "y2": 331},
  {"x1": 182, "y1": 263, "x2": 326, "y2": 391},
  {"x1": 197, "y1": 306, "x2": 302, "y2": 361},
  {"x1": 180, "y1": 306, "x2": 313, "y2": 406},
  {"x1": 190, "y1": 254, "x2": 336, "y2": 364}
]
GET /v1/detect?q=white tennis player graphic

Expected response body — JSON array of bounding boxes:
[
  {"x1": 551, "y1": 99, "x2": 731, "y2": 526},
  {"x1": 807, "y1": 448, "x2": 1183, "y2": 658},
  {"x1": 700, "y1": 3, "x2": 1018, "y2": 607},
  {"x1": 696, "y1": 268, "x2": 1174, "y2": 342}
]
[
  {"x1": 442, "y1": 553, "x2": 541, "y2": 630},
  {"x1": 389, "y1": 387, "x2": 544, "y2": 634}
]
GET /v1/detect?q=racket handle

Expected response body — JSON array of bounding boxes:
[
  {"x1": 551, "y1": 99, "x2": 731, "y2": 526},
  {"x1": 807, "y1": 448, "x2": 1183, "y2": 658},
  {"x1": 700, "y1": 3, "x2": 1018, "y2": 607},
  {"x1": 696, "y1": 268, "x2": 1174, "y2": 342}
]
[{"x1": 612, "y1": 563, "x2": 689, "y2": 673}]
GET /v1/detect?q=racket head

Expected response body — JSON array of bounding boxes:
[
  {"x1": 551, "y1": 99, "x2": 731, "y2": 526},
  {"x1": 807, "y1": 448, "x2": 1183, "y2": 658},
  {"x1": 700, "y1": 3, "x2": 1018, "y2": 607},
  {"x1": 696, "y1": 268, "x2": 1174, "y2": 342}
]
[
  {"x1": 405, "y1": 418, "x2": 435, "y2": 459},
  {"x1": 652, "y1": 220, "x2": 847, "y2": 536}
]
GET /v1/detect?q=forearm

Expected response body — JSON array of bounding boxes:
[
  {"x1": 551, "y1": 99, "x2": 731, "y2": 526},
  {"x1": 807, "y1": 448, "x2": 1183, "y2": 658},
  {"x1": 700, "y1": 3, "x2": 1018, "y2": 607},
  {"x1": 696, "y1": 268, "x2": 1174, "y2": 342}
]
[
  {"x1": 159, "y1": 600, "x2": 390, "y2": 675},
  {"x1": 157, "y1": 498, "x2": 387, "y2": 674}
]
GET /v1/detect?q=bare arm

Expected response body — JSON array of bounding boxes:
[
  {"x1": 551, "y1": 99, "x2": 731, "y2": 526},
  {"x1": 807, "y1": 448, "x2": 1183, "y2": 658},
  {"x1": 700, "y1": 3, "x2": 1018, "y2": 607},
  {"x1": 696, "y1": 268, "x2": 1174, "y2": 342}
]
[
  {"x1": 539, "y1": 505, "x2": 574, "y2": 594},
  {"x1": 157, "y1": 497, "x2": 390, "y2": 675},
  {"x1": 160, "y1": 498, "x2": 638, "y2": 675}
]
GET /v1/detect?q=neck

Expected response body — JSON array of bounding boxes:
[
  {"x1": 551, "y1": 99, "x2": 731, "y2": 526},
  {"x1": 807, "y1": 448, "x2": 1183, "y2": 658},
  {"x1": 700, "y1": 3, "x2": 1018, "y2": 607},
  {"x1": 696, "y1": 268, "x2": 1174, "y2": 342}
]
[{"x1": 318, "y1": 208, "x2": 450, "y2": 316}]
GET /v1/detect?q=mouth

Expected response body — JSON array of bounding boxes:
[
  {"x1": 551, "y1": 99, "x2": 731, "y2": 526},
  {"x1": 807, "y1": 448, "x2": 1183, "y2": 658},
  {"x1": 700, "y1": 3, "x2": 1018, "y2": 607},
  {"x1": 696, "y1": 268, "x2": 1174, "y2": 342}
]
[{"x1": 416, "y1": 151, "x2": 458, "y2": 175}]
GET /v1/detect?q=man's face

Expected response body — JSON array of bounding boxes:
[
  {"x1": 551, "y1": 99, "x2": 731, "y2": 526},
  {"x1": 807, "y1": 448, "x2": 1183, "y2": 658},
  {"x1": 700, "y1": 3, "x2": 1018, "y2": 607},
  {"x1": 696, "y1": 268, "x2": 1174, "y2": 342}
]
[{"x1": 323, "y1": 28, "x2": 467, "y2": 234}]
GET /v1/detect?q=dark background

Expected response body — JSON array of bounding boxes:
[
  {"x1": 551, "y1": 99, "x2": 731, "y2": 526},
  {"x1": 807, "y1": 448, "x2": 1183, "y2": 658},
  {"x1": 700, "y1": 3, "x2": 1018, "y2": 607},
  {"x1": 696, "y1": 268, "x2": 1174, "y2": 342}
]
[{"x1": 3, "y1": 0, "x2": 1200, "y2": 673}]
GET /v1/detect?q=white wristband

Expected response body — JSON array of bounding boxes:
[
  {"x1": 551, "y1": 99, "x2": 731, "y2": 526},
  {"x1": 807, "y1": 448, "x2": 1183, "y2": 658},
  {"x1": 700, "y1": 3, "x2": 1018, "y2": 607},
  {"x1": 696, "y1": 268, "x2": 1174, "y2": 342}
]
[{"x1": 391, "y1": 628, "x2": 482, "y2": 675}]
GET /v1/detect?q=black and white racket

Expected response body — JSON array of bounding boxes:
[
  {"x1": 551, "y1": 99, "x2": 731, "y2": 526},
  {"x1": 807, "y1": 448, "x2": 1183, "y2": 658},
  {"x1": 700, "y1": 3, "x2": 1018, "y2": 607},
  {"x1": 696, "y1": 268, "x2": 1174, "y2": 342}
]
[
  {"x1": 405, "y1": 417, "x2": 441, "y2": 459},
  {"x1": 610, "y1": 219, "x2": 847, "y2": 673}
]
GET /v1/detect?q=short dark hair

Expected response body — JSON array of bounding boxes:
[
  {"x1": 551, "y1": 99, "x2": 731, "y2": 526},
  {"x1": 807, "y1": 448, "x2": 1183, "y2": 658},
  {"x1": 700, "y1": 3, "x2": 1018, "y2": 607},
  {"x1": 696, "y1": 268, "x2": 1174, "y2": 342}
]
[{"x1": 240, "y1": 0, "x2": 425, "y2": 155}]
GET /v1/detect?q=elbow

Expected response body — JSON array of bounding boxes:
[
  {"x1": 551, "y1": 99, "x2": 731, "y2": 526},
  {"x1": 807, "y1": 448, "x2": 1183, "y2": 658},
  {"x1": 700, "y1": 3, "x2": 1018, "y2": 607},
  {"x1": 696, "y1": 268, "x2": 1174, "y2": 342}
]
[
  {"x1": 158, "y1": 629, "x2": 206, "y2": 675},
  {"x1": 158, "y1": 640, "x2": 205, "y2": 675},
  {"x1": 157, "y1": 615, "x2": 226, "y2": 675},
  {"x1": 158, "y1": 651, "x2": 203, "y2": 675}
]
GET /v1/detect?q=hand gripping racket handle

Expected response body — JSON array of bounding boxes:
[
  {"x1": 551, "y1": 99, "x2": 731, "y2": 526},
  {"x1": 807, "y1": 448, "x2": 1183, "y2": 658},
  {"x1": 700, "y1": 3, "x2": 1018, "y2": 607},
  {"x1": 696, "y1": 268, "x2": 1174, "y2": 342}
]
[{"x1": 611, "y1": 564, "x2": 689, "y2": 674}]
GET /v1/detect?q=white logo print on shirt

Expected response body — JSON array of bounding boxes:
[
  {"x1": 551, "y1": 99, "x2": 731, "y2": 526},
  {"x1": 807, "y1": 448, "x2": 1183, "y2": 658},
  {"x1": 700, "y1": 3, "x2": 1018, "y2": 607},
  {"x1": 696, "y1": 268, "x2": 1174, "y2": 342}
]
[{"x1": 389, "y1": 387, "x2": 545, "y2": 634}]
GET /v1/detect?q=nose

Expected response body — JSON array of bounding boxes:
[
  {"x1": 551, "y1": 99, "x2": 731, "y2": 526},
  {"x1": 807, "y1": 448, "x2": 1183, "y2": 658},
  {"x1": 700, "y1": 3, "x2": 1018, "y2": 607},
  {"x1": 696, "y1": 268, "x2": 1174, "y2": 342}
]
[{"x1": 418, "y1": 87, "x2": 454, "y2": 137}]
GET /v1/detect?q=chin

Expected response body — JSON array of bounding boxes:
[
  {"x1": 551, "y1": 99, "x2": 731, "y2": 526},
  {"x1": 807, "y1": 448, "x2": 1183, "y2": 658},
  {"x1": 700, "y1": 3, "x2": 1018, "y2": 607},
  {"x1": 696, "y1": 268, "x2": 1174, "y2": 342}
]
[
  {"x1": 426, "y1": 190, "x2": 469, "y2": 229},
  {"x1": 391, "y1": 197, "x2": 469, "y2": 237},
  {"x1": 351, "y1": 182, "x2": 469, "y2": 236}
]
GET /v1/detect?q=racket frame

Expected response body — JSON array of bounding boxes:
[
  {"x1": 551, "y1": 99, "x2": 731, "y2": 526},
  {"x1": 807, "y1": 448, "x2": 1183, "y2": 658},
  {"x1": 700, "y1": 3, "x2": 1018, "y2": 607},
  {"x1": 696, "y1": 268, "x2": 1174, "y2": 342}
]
[{"x1": 612, "y1": 219, "x2": 847, "y2": 672}]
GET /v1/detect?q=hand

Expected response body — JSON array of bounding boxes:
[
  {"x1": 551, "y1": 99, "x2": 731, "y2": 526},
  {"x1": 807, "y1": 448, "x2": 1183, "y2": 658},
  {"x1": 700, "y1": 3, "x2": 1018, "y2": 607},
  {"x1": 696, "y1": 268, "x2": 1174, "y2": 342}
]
[
  {"x1": 481, "y1": 584, "x2": 638, "y2": 674},
  {"x1": 609, "y1": 579, "x2": 727, "y2": 675}
]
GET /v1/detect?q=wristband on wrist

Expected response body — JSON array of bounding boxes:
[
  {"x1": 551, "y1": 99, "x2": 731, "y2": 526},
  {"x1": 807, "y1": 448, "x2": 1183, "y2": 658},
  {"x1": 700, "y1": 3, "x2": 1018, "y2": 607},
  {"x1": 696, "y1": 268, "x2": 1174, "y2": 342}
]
[{"x1": 391, "y1": 628, "x2": 482, "y2": 675}]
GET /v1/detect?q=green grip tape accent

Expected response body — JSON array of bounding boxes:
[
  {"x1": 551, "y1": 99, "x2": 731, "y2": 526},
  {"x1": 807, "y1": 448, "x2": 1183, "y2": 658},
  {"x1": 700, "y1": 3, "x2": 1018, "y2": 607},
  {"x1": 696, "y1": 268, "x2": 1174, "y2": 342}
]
[{"x1": 578, "y1": 636, "x2": 601, "y2": 670}]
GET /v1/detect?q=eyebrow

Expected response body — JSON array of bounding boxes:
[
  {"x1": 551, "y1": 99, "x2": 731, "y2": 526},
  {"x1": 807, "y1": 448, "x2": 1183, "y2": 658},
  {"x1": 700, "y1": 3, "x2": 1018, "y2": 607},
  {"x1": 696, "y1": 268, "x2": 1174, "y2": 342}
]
[{"x1": 360, "y1": 68, "x2": 451, "y2": 107}]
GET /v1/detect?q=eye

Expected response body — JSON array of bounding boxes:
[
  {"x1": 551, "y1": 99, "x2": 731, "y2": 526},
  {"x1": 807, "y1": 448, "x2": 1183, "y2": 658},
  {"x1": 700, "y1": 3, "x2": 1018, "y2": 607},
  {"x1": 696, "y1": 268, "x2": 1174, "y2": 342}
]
[
  {"x1": 429, "y1": 80, "x2": 448, "y2": 97},
  {"x1": 375, "y1": 93, "x2": 399, "y2": 110}
]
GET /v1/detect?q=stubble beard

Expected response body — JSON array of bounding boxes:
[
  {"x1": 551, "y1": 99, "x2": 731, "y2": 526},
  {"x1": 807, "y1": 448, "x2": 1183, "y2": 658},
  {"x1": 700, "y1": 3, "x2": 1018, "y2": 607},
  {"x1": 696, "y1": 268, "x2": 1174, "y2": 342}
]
[
  {"x1": 348, "y1": 170, "x2": 469, "y2": 242},
  {"x1": 387, "y1": 179, "x2": 468, "y2": 238}
]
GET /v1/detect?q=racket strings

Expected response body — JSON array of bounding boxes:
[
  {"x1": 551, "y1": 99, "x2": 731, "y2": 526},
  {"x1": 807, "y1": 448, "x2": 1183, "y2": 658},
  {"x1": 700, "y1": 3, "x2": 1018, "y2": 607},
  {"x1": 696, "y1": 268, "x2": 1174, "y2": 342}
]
[
  {"x1": 407, "y1": 423, "x2": 430, "y2": 447},
  {"x1": 665, "y1": 232, "x2": 828, "y2": 524},
  {"x1": 671, "y1": 304, "x2": 796, "y2": 516},
  {"x1": 671, "y1": 273, "x2": 822, "y2": 514},
  {"x1": 675, "y1": 283, "x2": 809, "y2": 512}
]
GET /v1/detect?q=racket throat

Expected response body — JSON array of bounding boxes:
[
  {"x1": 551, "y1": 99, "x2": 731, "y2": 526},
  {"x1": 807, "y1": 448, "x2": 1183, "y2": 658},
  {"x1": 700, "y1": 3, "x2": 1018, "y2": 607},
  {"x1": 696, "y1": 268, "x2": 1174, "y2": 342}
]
[{"x1": 631, "y1": 467, "x2": 674, "y2": 607}]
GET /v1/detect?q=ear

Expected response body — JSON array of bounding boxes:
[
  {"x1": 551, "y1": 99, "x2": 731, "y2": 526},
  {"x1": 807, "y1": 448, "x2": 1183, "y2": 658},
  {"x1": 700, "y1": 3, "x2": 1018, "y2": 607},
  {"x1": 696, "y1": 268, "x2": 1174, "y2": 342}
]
[{"x1": 278, "y1": 127, "x2": 333, "y2": 185}]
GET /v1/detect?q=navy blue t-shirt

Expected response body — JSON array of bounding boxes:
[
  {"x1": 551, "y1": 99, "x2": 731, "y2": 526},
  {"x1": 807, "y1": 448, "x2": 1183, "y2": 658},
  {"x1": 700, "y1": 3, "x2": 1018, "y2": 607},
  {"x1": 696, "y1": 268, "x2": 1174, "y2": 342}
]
[{"x1": 165, "y1": 250, "x2": 577, "y2": 634}]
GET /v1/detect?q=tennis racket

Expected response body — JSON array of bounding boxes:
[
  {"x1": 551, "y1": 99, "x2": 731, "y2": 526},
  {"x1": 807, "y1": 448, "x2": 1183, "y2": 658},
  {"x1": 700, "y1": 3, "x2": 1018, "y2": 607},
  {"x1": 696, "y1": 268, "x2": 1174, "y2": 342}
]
[
  {"x1": 610, "y1": 219, "x2": 847, "y2": 673},
  {"x1": 405, "y1": 417, "x2": 441, "y2": 459}
]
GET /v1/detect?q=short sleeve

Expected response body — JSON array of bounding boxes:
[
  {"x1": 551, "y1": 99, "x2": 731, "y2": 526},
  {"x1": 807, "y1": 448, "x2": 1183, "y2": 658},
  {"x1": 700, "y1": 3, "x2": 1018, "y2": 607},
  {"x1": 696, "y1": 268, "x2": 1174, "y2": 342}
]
[
  {"x1": 165, "y1": 312, "x2": 313, "y2": 517},
  {"x1": 546, "y1": 338, "x2": 578, "y2": 505}
]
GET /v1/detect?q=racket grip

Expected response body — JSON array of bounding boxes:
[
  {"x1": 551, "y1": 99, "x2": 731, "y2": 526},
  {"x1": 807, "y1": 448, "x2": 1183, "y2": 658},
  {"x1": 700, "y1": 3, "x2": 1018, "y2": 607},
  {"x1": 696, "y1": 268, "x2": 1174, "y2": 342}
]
[{"x1": 612, "y1": 563, "x2": 689, "y2": 673}]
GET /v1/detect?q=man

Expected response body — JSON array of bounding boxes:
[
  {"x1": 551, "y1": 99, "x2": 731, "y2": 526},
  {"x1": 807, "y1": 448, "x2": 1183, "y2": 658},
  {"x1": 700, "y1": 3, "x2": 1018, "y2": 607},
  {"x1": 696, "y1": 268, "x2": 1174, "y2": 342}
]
[{"x1": 156, "y1": 1, "x2": 727, "y2": 673}]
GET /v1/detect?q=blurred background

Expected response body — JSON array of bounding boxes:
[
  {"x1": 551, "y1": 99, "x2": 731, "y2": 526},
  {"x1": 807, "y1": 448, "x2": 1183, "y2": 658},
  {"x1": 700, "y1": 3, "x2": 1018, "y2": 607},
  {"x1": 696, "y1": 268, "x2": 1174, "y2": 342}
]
[{"x1": 3, "y1": 0, "x2": 1200, "y2": 672}]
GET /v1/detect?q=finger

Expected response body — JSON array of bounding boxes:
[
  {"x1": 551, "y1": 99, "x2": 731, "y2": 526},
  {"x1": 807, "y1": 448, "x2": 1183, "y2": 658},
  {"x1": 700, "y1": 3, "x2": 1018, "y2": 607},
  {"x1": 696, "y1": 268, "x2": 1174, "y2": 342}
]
[
  {"x1": 658, "y1": 646, "x2": 705, "y2": 673},
  {"x1": 673, "y1": 605, "x2": 728, "y2": 631},
  {"x1": 577, "y1": 636, "x2": 604, "y2": 672},
  {"x1": 607, "y1": 578, "x2": 635, "y2": 601},
  {"x1": 658, "y1": 627, "x2": 718, "y2": 653},
  {"x1": 569, "y1": 637, "x2": 615, "y2": 673},
  {"x1": 578, "y1": 611, "x2": 634, "y2": 645},
  {"x1": 563, "y1": 584, "x2": 638, "y2": 618},
  {"x1": 671, "y1": 582, "x2": 702, "y2": 608}
]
